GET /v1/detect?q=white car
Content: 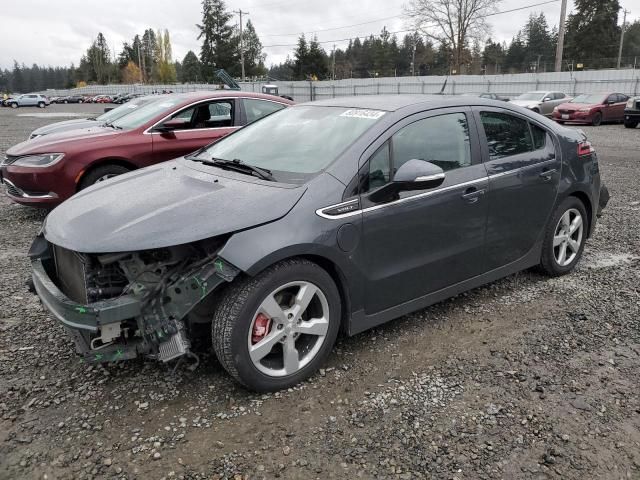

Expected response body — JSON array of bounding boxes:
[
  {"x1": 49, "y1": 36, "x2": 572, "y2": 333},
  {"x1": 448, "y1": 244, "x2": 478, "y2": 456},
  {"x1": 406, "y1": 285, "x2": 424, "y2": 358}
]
[
  {"x1": 7, "y1": 94, "x2": 50, "y2": 109},
  {"x1": 510, "y1": 91, "x2": 571, "y2": 116}
]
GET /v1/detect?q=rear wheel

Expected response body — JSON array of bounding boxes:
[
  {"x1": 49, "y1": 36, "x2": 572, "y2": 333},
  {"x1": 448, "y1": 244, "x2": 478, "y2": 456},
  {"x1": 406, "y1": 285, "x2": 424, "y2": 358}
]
[
  {"x1": 592, "y1": 112, "x2": 602, "y2": 126},
  {"x1": 539, "y1": 197, "x2": 588, "y2": 277},
  {"x1": 79, "y1": 164, "x2": 131, "y2": 190},
  {"x1": 37, "y1": 102, "x2": 45, "y2": 108},
  {"x1": 212, "y1": 259, "x2": 341, "y2": 391}
]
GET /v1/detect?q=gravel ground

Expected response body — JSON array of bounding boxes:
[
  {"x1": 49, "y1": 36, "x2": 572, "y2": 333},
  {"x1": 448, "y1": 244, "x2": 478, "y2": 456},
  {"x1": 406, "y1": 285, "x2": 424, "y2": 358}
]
[{"x1": 0, "y1": 104, "x2": 639, "y2": 480}]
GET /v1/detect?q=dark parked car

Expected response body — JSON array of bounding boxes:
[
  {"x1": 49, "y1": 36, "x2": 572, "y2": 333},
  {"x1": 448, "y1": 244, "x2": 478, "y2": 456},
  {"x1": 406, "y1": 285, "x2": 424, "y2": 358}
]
[
  {"x1": 624, "y1": 96, "x2": 640, "y2": 128},
  {"x1": 61, "y1": 95, "x2": 86, "y2": 104},
  {"x1": 479, "y1": 92, "x2": 509, "y2": 101},
  {"x1": 28, "y1": 95, "x2": 156, "y2": 139},
  {"x1": 1, "y1": 91, "x2": 293, "y2": 206},
  {"x1": 29, "y1": 95, "x2": 605, "y2": 391},
  {"x1": 553, "y1": 92, "x2": 629, "y2": 126}
]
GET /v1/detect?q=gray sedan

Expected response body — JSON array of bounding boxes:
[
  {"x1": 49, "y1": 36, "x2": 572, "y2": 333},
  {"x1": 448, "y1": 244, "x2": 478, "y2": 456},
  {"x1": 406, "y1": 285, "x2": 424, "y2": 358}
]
[
  {"x1": 510, "y1": 91, "x2": 570, "y2": 116},
  {"x1": 30, "y1": 95, "x2": 604, "y2": 391}
]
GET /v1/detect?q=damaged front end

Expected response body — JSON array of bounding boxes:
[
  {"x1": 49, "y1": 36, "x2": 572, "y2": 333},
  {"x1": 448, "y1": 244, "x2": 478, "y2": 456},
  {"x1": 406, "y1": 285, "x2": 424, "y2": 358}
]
[{"x1": 29, "y1": 234, "x2": 239, "y2": 364}]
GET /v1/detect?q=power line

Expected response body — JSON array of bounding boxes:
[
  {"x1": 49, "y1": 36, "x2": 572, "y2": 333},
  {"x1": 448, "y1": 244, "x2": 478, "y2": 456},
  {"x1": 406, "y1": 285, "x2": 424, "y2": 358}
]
[
  {"x1": 262, "y1": 0, "x2": 562, "y2": 49},
  {"x1": 262, "y1": 15, "x2": 404, "y2": 38}
]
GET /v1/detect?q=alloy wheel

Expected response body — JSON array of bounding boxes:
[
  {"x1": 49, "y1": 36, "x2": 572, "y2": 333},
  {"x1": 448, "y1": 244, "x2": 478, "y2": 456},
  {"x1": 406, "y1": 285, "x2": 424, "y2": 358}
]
[
  {"x1": 248, "y1": 281, "x2": 330, "y2": 377},
  {"x1": 553, "y1": 208, "x2": 584, "y2": 267},
  {"x1": 95, "y1": 174, "x2": 118, "y2": 183}
]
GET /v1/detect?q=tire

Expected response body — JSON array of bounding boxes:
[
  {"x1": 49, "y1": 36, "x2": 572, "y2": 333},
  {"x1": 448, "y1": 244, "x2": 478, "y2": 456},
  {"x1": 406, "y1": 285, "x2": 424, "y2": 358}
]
[
  {"x1": 591, "y1": 112, "x2": 602, "y2": 126},
  {"x1": 624, "y1": 120, "x2": 638, "y2": 129},
  {"x1": 531, "y1": 108, "x2": 540, "y2": 114},
  {"x1": 79, "y1": 164, "x2": 131, "y2": 190},
  {"x1": 212, "y1": 258, "x2": 341, "y2": 391},
  {"x1": 539, "y1": 197, "x2": 588, "y2": 277},
  {"x1": 38, "y1": 102, "x2": 45, "y2": 108},
  {"x1": 10, "y1": 102, "x2": 18, "y2": 109},
  {"x1": 64, "y1": 100, "x2": 68, "y2": 104}
]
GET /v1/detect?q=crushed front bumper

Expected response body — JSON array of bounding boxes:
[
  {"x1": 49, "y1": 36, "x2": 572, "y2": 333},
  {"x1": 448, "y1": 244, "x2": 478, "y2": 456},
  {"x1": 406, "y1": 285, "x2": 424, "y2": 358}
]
[{"x1": 31, "y1": 251, "x2": 238, "y2": 364}]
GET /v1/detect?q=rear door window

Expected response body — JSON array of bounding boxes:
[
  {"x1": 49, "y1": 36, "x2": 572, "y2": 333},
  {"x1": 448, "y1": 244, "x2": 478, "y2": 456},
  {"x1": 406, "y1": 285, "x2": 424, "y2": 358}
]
[
  {"x1": 242, "y1": 98, "x2": 286, "y2": 124},
  {"x1": 479, "y1": 112, "x2": 533, "y2": 160}
]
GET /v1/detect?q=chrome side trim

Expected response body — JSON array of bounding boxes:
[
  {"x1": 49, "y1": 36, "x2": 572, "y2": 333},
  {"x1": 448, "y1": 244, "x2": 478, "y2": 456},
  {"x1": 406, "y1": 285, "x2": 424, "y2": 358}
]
[
  {"x1": 316, "y1": 178, "x2": 488, "y2": 220},
  {"x1": 143, "y1": 96, "x2": 289, "y2": 135},
  {"x1": 415, "y1": 173, "x2": 446, "y2": 182},
  {"x1": 486, "y1": 158, "x2": 557, "y2": 180}
]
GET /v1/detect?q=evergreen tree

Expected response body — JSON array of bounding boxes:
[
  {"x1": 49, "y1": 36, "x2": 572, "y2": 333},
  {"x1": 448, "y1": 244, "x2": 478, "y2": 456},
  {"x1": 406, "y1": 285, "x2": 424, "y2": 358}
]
[
  {"x1": 523, "y1": 13, "x2": 555, "y2": 72},
  {"x1": 565, "y1": 0, "x2": 621, "y2": 68},
  {"x1": 242, "y1": 20, "x2": 267, "y2": 77},
  {"x1": 181, "y1": 50, "x2": 203, "y2": 82},
  {"x1": 504, "y1": 32, "x2": 527, "y2": 72},
  {"x1": 197, "y1": 0, "x2": 238, "y2": 80}
]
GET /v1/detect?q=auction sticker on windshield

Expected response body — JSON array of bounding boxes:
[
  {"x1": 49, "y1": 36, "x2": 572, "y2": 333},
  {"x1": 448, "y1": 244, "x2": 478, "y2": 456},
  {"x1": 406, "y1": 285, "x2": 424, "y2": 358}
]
[{"x1": 339, "y1": 109, "x2": 386, "y2": 120}]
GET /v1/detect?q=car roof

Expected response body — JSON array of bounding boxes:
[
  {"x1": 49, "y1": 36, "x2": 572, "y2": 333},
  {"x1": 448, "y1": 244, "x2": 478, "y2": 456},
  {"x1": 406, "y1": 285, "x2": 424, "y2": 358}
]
[
  {"x1": 300, "y1": 94, "x2": 503, "y2": 112},
  {"x1": 162, "y1": 90, "x2": 294, "y2": 104}
]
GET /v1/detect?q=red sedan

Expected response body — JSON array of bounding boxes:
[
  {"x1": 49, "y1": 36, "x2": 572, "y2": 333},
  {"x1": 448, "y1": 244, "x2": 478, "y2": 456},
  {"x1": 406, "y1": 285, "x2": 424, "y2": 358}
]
[
  {"x1": 1, "y1": 91, "x2": 293, "y2": 207},
  {"x1": 553, "y1": 92, "x2": 629, "y2": 126}
]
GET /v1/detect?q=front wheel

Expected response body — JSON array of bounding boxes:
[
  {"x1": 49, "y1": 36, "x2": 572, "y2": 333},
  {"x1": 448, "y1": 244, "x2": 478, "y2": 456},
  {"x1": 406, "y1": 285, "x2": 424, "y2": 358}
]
[
  {"x1": 539, "y1": 197, "x2": 588, "y2": 277},
  {"x1": 10, "y1": 102, "x2": 18, "y2": 109},
  {"x1": 624, "y1": 120, "x2": 638, "y2": 129},
  {"x1": 79, "y1": 164, "x2": 131, "y2": 189},
  {"x1": 212, "y1": 259, "x2": 341, "y2": 391}
]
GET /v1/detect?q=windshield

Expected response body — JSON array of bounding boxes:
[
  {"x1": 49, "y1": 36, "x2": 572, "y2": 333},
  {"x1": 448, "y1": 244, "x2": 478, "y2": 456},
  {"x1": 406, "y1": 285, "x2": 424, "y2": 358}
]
[
  {"x1": 516, "y1": 92, "x2": 545, "y2": 101},
  {"x1": 570, "y1": 94, "x2": 606, "y2": 104},
  {"x1": 95, "y1": 97, "x2": 153, "y2": 123},
  {"x1": 110, "y1": 97, "x2": 181, "y2": 130},
  {"x1": 192, "y1": 106, "x2": 385, "y2": 184}
]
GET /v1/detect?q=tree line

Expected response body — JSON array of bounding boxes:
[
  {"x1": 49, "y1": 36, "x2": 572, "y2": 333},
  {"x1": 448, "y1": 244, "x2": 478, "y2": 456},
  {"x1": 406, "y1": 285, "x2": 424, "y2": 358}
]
[{"x1": 1, "y1": 0, "x2": 639, "y2": 93}]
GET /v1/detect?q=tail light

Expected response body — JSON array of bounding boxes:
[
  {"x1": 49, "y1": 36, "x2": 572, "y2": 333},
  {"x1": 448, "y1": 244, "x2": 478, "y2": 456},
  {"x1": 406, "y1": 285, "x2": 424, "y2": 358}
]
[{"x1": 578, "y1": 141, "x2": 595, "y2": 156}]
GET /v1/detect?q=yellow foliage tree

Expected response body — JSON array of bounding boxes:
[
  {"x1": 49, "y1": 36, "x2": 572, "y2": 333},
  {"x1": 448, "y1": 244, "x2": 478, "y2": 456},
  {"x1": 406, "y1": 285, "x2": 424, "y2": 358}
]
[
  {"x1": 121, "y1": 61, "x2": 142, "y2": 84},
  {"x1": 76, "y1": 80, "x2": 87, "y2": 88}
]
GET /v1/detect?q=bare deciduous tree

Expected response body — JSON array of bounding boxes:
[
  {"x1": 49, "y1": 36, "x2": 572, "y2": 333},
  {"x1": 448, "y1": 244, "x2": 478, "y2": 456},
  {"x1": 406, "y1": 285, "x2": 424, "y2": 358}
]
[{"x1": 404, "y1": 0, "x2": 501, "y2": 73}]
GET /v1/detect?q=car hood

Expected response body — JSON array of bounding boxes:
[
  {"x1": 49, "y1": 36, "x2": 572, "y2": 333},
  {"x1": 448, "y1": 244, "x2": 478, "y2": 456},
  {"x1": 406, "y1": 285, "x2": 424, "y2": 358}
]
[
  {"x1": 30, "y1": 118, "x2": 97, "y2": 137},
  {"x1": 510, "y1": 100, "x2": 541, "y2": 108},
  {"x1": 557, "y1": 102, "x2": 596, "y2": 111},
  {"x1": 7, "y1": 126, "x2": 122, "y2": 155},
  {"x1": 43, "y1": 159, "x2": 307, "y2": 253}
]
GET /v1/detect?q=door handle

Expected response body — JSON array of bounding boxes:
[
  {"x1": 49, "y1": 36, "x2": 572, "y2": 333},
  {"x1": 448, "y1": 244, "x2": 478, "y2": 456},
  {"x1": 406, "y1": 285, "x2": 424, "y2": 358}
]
[
  {"x1": 539, "y1": 168, "x2": 557, "y2": 180},
  {"x1": 461, "y1": 187, "x2": 485, "y2": 203}
]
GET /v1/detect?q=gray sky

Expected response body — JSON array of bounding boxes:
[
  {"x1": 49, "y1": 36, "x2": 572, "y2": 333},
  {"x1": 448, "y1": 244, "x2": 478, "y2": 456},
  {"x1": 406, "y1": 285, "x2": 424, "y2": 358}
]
[{"x1": 0, "y1": 0, "x2": 637, "y2": 70}]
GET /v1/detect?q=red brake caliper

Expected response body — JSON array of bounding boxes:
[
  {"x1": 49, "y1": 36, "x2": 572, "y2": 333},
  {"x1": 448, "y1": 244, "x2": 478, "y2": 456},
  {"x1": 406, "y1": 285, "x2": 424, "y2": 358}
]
[{"x1": 251, "y1": 313, "x2": 272, "y2": 345}]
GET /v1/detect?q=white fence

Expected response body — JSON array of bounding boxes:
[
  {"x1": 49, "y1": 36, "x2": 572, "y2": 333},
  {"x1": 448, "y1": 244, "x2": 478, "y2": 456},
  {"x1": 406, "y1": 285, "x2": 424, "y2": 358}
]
[{"x1": 41, "y1": 69, "x2": 640, "y2": 101}]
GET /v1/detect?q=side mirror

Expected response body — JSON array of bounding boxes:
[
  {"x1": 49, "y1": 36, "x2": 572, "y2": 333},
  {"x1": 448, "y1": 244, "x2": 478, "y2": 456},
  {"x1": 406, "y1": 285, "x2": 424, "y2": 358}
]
[
  {"x1": 369, "y1": 160, "x2": 445, "y2": 204},
  {"x1": 543, "y1": 97, "x2": 552, "y2": 102},
  {"x1": 153, "y1": 118, "x2": 189, "y2": 133}
]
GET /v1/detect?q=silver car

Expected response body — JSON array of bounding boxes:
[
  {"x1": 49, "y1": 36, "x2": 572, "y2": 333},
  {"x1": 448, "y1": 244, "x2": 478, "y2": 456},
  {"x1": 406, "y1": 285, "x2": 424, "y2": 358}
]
[
  {"x1": 510, "y1": 91, "x2": 570, "y2": 116},
  {"x1": 7, "y1": 94, "x2": 50, "y2": 109}
]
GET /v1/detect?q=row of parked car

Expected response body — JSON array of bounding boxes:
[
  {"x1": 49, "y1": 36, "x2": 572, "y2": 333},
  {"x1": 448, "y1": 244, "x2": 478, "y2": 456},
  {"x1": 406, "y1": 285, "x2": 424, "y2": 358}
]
[
  {"x1": 2, "y1": 92, "x2": 152, "y2": 108},
  {"x1": 506, "y1": 90, "x2": 638, "y2": 127},
  {"x1": 4, "y1": 89, "x2": 611, "y2": 391}
]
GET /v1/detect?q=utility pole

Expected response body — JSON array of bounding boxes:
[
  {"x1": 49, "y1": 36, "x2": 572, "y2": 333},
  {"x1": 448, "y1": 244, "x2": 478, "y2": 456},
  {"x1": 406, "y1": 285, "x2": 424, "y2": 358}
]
[
  {"x1": 331, "y1": 44, "x2": 336, "y2": 80},
  {"x1": 618, "y1": 9, "x2": 630, "y2": 70},
  {"x1": 234, "y1": 9, "x2": 249, "y2": 82},
  {"x1": 555, "y1": 0, "x2": 568, "y2": 72},
  {"x1": 137, "y1": 44, "x2": 143, "y2": 83},
  {"x1": 411, "y1": 42, "x2": 417, "y2": 76}
]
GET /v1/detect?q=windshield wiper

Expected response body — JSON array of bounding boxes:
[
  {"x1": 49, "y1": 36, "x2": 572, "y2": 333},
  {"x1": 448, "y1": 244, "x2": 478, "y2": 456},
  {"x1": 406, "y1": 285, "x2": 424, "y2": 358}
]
[
  {"x1": 102, "y1": 122, "x2": 123, "y2": 130},
  {"x1": 192, "y1": 157, "x2": 275, "y2": 181}
]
